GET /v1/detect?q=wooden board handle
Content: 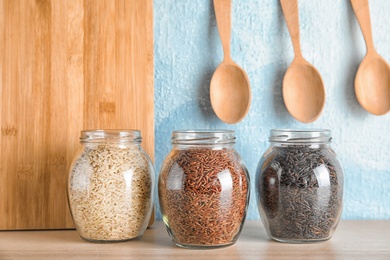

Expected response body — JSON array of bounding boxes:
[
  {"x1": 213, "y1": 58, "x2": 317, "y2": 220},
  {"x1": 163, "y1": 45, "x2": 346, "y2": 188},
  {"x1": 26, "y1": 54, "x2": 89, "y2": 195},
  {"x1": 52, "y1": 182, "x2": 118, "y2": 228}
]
[
  {"x1": 350, "y1": 0, "x2": 375, "y2": 53},
  {"x1": 214, "y1": 0, "x2": 232, "y2": 62},
  {"x1": 280, "y1": 0, "x2": 302, "y2": 58}
]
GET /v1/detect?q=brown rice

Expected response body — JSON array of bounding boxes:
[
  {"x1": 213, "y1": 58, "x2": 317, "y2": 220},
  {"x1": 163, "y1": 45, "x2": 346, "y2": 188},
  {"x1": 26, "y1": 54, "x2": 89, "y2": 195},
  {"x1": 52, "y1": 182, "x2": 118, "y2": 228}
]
[{"x1": 159, "y1": 147, "x2": 249, "y2": 247}]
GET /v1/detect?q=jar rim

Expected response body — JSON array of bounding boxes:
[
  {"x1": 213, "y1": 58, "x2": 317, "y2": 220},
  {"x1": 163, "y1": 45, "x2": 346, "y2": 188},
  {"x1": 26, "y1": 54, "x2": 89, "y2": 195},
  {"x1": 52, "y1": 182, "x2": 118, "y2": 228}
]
[
  {"x1": 269, "y1": 129, "x2": 331, "y2": 144},
  {"x1": 172, "y1": 129, "x2": 235, "y2": 145},
  {"x1": 80, "y1": 129, "x2": 142, "y2": 143}
]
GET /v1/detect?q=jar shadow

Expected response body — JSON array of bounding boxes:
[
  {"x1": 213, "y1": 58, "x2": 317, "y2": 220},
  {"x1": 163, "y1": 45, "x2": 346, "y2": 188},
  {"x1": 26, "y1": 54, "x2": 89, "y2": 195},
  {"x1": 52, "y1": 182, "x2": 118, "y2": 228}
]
[
  {"x1": 141, "y1": 226, "x2": 178, "y2": 249},
  {"x1": 239, "y1": 221, "x2": 270, "y2": 242}
]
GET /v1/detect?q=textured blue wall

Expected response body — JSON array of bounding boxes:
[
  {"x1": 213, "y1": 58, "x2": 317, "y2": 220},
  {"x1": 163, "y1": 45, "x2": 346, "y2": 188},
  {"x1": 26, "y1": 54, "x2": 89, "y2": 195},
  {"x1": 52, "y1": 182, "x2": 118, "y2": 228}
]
[{"x1": 154, "y1": 0, "x2": 390, "y2": 220}]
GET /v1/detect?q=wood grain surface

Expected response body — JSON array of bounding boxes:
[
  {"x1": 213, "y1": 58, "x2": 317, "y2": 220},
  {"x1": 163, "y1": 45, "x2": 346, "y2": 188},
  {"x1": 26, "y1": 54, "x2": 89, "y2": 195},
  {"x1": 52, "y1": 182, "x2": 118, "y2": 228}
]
[
  {"x1": 0, "y1": 221, "x2": 389, "y2": 259},
  {"x1": 0, "y1": 0, "x2": 154, "y2": 230}
]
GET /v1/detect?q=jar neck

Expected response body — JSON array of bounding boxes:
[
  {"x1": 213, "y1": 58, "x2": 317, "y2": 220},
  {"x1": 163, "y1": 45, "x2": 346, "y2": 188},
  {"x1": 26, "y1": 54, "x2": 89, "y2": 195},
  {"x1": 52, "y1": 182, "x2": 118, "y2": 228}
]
[
  {"x1": 171, "y1": 130, "x2": 235, "y2": 148},
  {"x1": 172, "y1": 143, "x2": 234, "y2": 150},
  {"x1": 271, "y1": 143, "x2": 329, "y2": 150},
  {"x1": 80, "y1": 129, "x2": 142, "y2": 145},
  {"x1": 269, "y1": 129, "x2": 332, "y2": 146}
]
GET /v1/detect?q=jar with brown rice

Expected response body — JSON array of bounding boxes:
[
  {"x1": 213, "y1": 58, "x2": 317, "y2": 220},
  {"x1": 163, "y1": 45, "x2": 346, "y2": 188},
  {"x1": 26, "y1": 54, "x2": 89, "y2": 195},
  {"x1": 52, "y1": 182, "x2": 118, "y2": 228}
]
[
  {"x1": 68, "y1": 130, "x2": 154, "y2": 242},
  {"x1": 158, "y1": 130, "x2": 250, "y2": 249}
]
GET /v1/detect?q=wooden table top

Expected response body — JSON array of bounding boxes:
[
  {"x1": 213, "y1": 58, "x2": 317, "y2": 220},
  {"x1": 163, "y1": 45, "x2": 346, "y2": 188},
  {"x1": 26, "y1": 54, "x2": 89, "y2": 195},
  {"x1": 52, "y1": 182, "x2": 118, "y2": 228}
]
[{"x1": 1, "y1": 220, "x2": 389, "y2": 259}]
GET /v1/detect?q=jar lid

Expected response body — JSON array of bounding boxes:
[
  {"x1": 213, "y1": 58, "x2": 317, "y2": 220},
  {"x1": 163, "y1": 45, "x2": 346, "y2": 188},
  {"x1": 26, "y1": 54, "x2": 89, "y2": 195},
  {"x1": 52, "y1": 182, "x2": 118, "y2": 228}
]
[
  {"x1": 269, "y1": 129, "x2": 331, "y2": 144},
  {"x1": 172, "y1": 130, "x2": 235, "y2": 145},
  {"x1": 80, "y1": 129, "x2": 142, "y2": 143}
]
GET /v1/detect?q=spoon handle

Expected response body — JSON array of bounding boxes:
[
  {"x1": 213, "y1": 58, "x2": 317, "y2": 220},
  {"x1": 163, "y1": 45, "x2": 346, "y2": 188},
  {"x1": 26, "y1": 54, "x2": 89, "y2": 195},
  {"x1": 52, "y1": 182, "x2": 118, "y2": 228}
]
[
  {"x1": 350, "y1": 0, "x2": 376, "y2": 53},
  {"x1": 280, "y1": 0, "x2": 303, "y2": 58},
  {"x1": 214, "y1": 0, "x2": 232, "y2": 62}
]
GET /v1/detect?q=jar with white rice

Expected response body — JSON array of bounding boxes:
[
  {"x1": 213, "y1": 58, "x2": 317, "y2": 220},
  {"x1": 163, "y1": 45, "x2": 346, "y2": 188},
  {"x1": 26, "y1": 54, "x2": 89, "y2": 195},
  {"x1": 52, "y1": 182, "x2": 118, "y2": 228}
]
[{"x1": 68, "y1": 130, "x2": 154, "y2": 242}]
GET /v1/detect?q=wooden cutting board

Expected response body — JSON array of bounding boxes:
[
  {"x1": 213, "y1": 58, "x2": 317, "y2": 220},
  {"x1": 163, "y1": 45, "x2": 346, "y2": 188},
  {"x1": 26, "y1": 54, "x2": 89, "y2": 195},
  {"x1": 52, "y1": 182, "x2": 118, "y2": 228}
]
[{"x1": 0, "y1": 0, "x2": 154, "y2": 230}]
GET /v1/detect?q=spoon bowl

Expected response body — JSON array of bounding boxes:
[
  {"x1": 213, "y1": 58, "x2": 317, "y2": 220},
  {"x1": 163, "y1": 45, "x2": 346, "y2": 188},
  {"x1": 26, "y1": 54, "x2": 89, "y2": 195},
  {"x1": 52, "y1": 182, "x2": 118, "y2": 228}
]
[
  {"x1": 210, "y1": 0, "x2": 251, "y2": 124},
  {"x1": 210, "y1": 63, "x2": 251, "y2": 124},
  {"x1": 283, "y1": 59, "x2": 326, "y2": 122},
  {"x1": 355, "y1": 54, "x2": 390, "y2": 115}
]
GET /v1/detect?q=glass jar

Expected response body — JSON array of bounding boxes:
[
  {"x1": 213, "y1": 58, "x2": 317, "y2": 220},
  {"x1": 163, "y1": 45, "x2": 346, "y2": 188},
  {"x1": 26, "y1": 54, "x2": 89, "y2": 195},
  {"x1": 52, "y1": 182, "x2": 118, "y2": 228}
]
[
  {"x1": 158, "y1": 130, "x2": 250, "y2": 249},
  {"x1": 68, "y1": 130, "x2": 154, "y2": 242},
  {"x1": 256, "y1": 129, "x2": 343, "y2": 243}
]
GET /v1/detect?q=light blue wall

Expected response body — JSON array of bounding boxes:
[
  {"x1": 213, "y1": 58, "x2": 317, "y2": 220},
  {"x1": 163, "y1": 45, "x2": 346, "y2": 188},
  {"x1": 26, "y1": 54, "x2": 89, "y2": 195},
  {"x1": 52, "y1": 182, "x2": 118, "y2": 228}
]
[{"x1": 154, "y1": 0, "x2": 390, "y2": 220}]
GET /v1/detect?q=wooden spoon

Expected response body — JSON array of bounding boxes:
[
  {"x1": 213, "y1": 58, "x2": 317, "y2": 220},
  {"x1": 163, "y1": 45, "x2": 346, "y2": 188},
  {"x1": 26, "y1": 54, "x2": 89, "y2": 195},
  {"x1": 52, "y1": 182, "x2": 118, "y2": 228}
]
[
  {"x1": 351, "y1": 0, "x2": 390, "y2": 115},
  {"x1": 280, "y1": 0, "x2": 326, "y2": 123},
  {"x1": 210, "y1": 0, "x2": 251, "y2": 124}
]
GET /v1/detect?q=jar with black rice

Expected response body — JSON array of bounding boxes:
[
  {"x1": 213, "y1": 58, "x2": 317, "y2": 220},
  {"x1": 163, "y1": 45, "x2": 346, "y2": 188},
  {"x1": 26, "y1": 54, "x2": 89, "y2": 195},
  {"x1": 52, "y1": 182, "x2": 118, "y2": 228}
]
[
  {"x1": 158, "y1": 130, "x2": 250, "y2": 249},
  {"x1": 256, "y1": 129, "x2": 343, "y2": 243}
]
